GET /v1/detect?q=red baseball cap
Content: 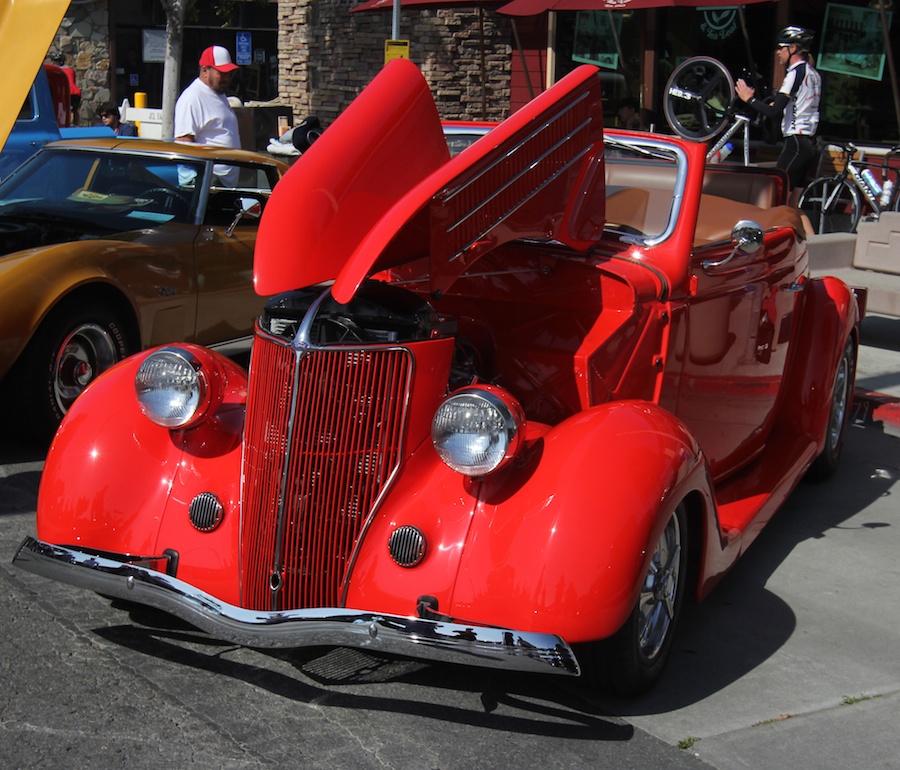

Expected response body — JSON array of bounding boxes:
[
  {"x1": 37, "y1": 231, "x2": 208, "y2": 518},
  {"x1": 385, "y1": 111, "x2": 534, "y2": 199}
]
[{"x1": 199, "y1": 46, "x2": 238, "y2": 73}]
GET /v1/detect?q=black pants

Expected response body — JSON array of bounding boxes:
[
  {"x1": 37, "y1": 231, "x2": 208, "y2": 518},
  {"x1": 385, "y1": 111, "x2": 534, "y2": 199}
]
[{"x1": 778, "y1": 134, "x2": 817, "y2": 189}]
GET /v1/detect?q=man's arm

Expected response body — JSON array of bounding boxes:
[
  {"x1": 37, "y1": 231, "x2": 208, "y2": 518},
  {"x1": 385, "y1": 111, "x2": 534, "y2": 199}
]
[{"x1": 735, "y1": 78, "x2": 790, "y2": 119}]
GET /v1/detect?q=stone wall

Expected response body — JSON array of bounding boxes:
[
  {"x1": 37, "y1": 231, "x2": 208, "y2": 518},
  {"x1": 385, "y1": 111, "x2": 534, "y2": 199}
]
[
  {"x1": 51, "y1": 0, "x2": 513, "y2": 130},
  {"x1": 277, "y1": 0, "x2": 512, "y2": 127},
  {"x1": 52, "y1": 0, "x2": 111, "y2": 125}
]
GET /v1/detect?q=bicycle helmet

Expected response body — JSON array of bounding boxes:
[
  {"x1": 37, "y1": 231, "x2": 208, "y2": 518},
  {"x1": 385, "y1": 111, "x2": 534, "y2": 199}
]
[{"x1": 777, "y1": 26, "x2": 815, "y2": 51}]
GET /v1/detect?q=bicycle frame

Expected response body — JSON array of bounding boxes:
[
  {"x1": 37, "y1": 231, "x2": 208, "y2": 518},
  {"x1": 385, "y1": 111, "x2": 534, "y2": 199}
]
[{"x1": 706, "y1": 114, "x2": 752, "y2": 166}]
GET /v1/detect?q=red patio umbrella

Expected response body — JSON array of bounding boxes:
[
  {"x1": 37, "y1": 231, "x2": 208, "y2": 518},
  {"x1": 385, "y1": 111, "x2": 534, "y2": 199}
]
[{"x1": 496, "y1": 0, "x2": 772, "y2": 14}]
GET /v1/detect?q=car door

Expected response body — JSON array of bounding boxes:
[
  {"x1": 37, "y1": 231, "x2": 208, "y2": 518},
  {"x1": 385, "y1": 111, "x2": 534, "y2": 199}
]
[
  {"x1": 192, "y1": 164, "x2": 279, "y2": 346},
  {"x1": 675, "y1": 216, "x2": 805, "y2": 482}
]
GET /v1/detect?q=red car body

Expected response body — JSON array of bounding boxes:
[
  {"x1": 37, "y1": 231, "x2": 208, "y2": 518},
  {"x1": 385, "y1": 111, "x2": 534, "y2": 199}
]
[{"x1": 15, "y1": 60, "x2": 860, "y2": 695}]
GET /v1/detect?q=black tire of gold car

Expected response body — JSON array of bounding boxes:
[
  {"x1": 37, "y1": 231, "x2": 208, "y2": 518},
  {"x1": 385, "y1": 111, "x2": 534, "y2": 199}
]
[
  {"x1": 1, "y1": 298, "x2": 132, "y2": 441},
  {"x1": 578, "y1": 502, "x2": 688, "y2": 697},
  {"x1": 806, "y1": 337, "x2": 856, "y2": 482}
]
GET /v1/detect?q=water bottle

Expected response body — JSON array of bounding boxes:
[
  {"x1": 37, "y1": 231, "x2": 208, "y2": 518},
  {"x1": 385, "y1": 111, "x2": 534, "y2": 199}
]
[
  {"x1": 861, "y1": 168, "x2": 882, "y2": 197},
  {"x1": 879, "y1": 178, "x2": 894, "y2": 209},
  {"x1": 708, "y1": 142, "x2": 733, "y2": 164}
]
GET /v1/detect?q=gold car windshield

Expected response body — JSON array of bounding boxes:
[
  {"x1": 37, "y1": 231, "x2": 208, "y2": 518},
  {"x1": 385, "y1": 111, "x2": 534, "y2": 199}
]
[{"x1": 0, "y1": 148, "x2": 206, "y2": 226}]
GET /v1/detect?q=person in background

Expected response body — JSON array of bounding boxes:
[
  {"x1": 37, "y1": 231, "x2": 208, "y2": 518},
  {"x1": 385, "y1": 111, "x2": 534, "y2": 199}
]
[
  {"x1": 97, "y1": 102, "x2": 137, "y2": 136},
  {"x1": 617, "y1": 97, "x2": 641, "y2": 130},
  {"x1": 735, "y1": 26, "x2": 822, "y2": 208},
  {"x1": 175, "y1": 46, "x2": 241, "y2": 186},
  {"x1": 49, "y1": 51, "x2": 81, "y2": 125}
]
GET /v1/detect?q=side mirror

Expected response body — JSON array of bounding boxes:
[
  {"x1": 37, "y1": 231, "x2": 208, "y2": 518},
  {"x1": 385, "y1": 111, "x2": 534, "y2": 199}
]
[
  {"x1": 225, "y1": 197, "x2": 263, "y2": 237},
  {"x1": 732, "y1": 219, "x2": 764, "y2": 254},
  {"x1": 701, "y1": 219, "x2": 763, "y2": 269}
]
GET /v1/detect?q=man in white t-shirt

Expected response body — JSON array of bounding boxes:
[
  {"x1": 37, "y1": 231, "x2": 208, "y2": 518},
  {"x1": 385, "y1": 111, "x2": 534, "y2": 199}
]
[{"x1": 175, "y1": 46, "x2": 241, "y2": 186}]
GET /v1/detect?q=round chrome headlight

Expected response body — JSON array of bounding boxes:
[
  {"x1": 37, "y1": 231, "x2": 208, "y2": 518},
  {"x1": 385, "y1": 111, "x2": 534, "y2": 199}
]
[
  {"x1": 431, "y1": 387, "x2": 524, "y2": 476},
  {"x1": 135, "y1": 347, "x2": 208, "y2": 428}
]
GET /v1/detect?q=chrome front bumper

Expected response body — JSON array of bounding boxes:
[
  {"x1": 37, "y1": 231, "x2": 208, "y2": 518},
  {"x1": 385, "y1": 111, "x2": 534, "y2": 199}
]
[{"x1": 13, "y1": 537, "x2": 579, "y2": 677}]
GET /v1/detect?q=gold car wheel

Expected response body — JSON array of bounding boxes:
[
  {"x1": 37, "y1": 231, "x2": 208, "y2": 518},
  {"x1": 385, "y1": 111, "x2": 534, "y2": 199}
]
[{"x1": 52, "y1": 322, "x2": 121, "y2": 411}]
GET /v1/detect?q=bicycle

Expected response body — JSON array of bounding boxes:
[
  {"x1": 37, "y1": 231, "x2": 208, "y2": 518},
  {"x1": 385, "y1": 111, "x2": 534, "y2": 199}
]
[
  {"x1": 663, "y1": 56, "x2": 768, "y2": 166},
  {"x1": 799, "y1": 140, "x2": 900, "y2": 234}
]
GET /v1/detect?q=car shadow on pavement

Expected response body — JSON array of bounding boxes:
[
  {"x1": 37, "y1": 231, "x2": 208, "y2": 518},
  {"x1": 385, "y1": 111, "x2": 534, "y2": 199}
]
[
  {"x1": 93, "y1": 616, "x2": 635, "y2": 741},
  {"x1": 593, "y1": 417, "x2": 898, "y2": 716}
]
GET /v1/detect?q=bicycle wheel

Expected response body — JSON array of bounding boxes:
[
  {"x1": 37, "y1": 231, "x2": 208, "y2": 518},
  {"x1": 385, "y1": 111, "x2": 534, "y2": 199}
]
[
  {"x1": 663, "y1": 57, "x2": 735, "y2": 142},
  {"x1": 799, "y1": 176, "x2": 861, "y2": 234}
]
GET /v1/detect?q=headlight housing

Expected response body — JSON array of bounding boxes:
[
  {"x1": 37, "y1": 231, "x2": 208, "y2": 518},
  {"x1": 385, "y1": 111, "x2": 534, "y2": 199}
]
[
  {"x1": 135, "y1": 347, "x2": 211, "y2": 429},
  {"x1": 431, "y1": 386, "x2": 525, "y2": 476}
]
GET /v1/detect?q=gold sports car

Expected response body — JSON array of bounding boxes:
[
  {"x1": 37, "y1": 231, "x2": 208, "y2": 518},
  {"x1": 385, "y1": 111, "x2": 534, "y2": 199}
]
[{"x1": 0, "y1": 138, "x2": 287, "y2": 439}]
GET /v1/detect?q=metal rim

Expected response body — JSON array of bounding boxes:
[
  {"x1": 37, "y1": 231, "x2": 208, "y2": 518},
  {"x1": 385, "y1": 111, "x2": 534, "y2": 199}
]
[
  {"x1": 826, "y1": 344, "x2": 852, "y2": 453},
  {"x1": 663, "y1": 56, "x2": 735, "y2": 142},
  {"x1": 637, "y1": 509, "x2": 682, "y2": 662},
  {"x1": 52, "y1": 322, "x2": 120, "y2": 413}
]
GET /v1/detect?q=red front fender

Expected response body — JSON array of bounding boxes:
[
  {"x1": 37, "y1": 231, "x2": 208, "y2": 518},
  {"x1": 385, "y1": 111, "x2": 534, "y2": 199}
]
[
  {"x1": 36, "y1": 345, "x2": 247, "y2": 604},
  {"x1": 348, "y1": 401, "x2": 708, "y2": 644}
]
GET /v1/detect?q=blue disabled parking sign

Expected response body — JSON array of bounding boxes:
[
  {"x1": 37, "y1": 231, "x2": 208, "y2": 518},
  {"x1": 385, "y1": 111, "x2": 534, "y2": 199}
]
[{"x1": 236, "y1": 32, "x2": 252, "y2": 66}]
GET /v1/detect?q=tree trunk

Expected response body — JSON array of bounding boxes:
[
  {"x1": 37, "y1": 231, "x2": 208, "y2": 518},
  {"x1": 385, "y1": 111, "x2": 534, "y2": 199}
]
[{"x1": 159, "y1": 0, "x2": 190, "y2": 140}]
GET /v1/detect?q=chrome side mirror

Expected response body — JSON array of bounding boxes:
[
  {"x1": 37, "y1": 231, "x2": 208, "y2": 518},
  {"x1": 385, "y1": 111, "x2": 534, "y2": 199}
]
[
  {"x1": 701, "y1": 219, "x2": 764, "y2": 270},
  {"x1": 225, "y1": 197, "x2": 263, "y2": 237}
]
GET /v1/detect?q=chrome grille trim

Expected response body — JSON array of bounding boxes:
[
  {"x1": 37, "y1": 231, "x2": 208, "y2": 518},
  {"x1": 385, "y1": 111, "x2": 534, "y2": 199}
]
[{"x1": 241, "y1": 328, "x2": 413, "y2": 612}]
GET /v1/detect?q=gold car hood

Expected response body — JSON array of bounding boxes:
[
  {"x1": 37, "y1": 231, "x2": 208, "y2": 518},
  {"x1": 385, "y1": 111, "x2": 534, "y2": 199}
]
[{"x1": 1, "y1": 0, "x2": 71, "y2": 146}]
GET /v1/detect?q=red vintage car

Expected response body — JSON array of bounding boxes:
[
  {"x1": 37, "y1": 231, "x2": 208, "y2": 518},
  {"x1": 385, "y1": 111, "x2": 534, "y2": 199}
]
[{"x1": 14, "y1": 60, "x2": 860, "y2": 696}]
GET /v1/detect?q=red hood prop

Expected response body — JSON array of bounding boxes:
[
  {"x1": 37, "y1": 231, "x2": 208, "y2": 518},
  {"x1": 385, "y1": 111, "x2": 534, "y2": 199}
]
[{"x1": 254, "y1": 60, "x2": 605, "y2": 303}]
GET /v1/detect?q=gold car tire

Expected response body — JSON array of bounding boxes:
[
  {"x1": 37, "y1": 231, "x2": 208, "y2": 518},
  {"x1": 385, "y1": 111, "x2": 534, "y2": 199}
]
[
  {"x1": 3, "y1": 298, "x2": 133, "y2": 441},
  {"x1": 578, "y1": 502, "x2": 688, "y2": 697}
]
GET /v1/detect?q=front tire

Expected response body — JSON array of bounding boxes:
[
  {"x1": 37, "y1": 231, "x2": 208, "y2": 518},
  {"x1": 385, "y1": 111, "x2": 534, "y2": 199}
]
[
  {"x1": 580, "y1": 503, "x2": 688, "y2": 696},
  {"x1": 2, "y1": 298, "x2": 133, "y2": 440}
]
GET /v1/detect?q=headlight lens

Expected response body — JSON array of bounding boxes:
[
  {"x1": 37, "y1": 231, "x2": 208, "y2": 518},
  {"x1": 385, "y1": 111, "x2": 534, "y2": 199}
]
[
  {"x1": 431, "y1": 387, "x2": 524, "y2": 476},
  {"x1": 135, "y1": 348, "x2": 208, "y2": 428}
]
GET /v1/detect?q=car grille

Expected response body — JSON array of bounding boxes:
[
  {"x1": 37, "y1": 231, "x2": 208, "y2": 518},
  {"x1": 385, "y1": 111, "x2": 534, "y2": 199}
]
[{"x1": 240, "y1": 332, "x2": 411, "y2": 611}]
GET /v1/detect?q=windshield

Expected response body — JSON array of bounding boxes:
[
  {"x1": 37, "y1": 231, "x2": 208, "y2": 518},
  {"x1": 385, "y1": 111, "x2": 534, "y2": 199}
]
[
  {"x1": 0, "y1": 148, "x2": 205, "y2": 228},
  {"x1": 602, "y1": 135, "x2": 687, "y2": 246}
]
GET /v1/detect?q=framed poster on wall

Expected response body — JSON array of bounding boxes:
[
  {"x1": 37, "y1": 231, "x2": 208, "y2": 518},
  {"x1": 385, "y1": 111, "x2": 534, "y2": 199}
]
[
  {"x1": 572, "y1": 11, "x2": 620, "y2": 70},
  {"x1": 817, "y1": 2, "x2": 893, "y2": 81}
]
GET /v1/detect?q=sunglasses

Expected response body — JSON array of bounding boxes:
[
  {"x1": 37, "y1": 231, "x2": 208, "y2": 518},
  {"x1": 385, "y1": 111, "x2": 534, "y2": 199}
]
[
  {"x1": 99, "y1": 113, "x2": 112, "y2": 118},
  {"x1": 777, "y1": 44, "x2": 792, "y2": 50}
]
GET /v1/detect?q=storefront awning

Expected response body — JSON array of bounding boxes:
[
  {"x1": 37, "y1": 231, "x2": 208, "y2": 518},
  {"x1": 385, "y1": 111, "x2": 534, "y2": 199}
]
[
  {"x1": 351, "y1": 0, "x2": 504, "y2": 12},
  {"x1": 497, "y1": 0, "x2": 774, "y2": 15}
]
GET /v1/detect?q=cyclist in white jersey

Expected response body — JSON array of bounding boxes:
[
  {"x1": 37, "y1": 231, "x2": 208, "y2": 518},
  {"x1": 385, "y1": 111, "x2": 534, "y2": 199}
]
[{"x1": 735, "y1": 26, "x2": 822, "y2": 207}]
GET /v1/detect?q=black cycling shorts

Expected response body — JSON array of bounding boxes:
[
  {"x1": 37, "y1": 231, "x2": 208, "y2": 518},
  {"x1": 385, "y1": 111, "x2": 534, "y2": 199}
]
[{"x1": 777, "y1": 134, "x2": 818, "y2": 189}]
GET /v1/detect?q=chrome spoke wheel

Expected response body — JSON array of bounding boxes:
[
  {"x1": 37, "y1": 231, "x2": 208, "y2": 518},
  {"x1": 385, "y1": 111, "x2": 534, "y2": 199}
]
[
  {"x1": 826, "y1": 347, "x2": 851, "y2": 454},
  {"x1": 637, "y1": 510, "x2": 682, "y2": 662},
  {"x1": 52, "y1": 323, "x2": 120, "y2": 413}
]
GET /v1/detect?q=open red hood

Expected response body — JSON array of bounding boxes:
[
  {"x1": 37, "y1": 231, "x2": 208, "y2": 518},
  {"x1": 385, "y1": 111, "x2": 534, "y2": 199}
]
[{"x1": 254, "y1": 59, "x2": 605, "y2": 303}]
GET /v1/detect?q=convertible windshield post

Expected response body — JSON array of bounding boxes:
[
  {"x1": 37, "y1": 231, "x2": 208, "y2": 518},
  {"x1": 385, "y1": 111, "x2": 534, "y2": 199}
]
[{"x1": 602, "y1": 134, "x2": 689, "y2": 247}]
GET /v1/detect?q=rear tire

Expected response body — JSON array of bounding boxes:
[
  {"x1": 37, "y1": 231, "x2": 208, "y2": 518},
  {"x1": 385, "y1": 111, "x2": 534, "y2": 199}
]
[
  {"x1": 807, "y1": 337, "x2": 856, "y2": 481},
  {"x1": 579, "y1": 503, "x2": 688, "y2": 696}
]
